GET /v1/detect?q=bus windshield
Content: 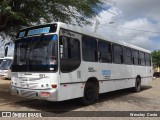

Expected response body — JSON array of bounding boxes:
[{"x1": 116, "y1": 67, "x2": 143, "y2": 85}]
[
  {"x1": 0, "y1": 59, "x2": 12, "y2": 70},
  {"x1": 12, "y1": 34, "x2": 58, "y2": 72}
]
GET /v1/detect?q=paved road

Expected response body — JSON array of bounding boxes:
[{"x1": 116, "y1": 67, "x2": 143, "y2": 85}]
[{"x1": 0, "y1": 77, "x2": 160, "y2": 120}]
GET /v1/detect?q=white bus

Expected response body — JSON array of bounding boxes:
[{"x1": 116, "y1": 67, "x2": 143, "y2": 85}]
[
  {"x1": 10, "y1": 22, "x2": 152, "y2": 105},
  {"x1": 0, "y1": 57, "x2": 13, "y2": 79}
]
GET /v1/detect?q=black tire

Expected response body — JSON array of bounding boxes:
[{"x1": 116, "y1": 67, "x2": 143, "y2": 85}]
[
  {"x1": 81, "y1": 82, "x2": 98, "y2": 105},
  {"x1": 134, "y1": 77, "x2": 141, "y2": 92}
]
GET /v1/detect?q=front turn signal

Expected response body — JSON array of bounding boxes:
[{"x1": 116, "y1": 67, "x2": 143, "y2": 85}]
[{"x1": 51, "y1": 84, "x2": 57, "y2": 88}]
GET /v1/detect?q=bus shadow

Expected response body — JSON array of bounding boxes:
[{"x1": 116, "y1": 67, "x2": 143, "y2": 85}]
[
  {"x1": 97, "y1": 85, "x2": 152, "y2": 103},
  {"x1": 16, "y1": 99, "x2": 83, "y2": 112},
  {"x1": 140, "y1": 85, "x2": 152, "y2": 91},
  {"x1": 94, "y1": 86, "x2": 152, "y2": 109},
  {"x1": 0, "y1": 83, "x2": 28, "y2": 105},
  {"x1": 13, "y1": 85, "x2": 152, "y2": 114}
]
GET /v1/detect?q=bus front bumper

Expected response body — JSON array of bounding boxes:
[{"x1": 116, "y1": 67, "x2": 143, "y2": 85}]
[{"x1": 10, "y1": 86, "x2": 58, "y2": 101}]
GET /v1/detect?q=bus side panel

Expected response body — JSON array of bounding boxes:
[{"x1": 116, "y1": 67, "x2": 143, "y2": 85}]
[
  {"x1": 134, "y1": 66, "x2": 152, "y2": 85},
  {"x1": 99, "y1": 81, "x2": 115, "y2": 93},
  {"x1": 143, "y1": 66, "x2": 152, "y2": 85},
  {"x1": 58, "y1": 29, "x2": 84, "y2": 101},
  {"x1": 58, "y1": 63, "x2": 152, "y2": 101},
  {"x1": 146, "y1": 66, "x2": 152, "y2": 84},
  {"x1": 81, "y1": 62, "x2": 135, "y2": 94},
  {"x1": 59, "y1": 83, "x2": 84, "y2": 101},
  {"x1": 112, "y1": 64, "x2": 134, "y2": 90}
]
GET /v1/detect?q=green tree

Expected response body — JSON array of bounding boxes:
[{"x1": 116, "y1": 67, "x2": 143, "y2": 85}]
[
  {"x1": 0, "y1": 0, "x2": 109, "y2": 36},
  {"x1": 152, "y1": 50, "x2": 160, "y2": 68}
]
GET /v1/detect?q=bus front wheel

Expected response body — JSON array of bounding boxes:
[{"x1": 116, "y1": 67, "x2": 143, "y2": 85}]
[{"x1": 81, "y1": 82, "x2": 97, "y2": 105}]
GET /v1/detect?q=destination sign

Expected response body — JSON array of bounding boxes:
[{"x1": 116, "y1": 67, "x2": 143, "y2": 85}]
[
  {"x1": 27, "y1": 27, "x2": 50, "y2": 36},
  {"x1": 17, "y1": 24, "x2": 57, "y2": 38}
]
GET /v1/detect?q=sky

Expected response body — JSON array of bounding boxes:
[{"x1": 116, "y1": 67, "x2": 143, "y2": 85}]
[
  {"x1": 87, "y1": 0, "x2": 160, "y2": 51},
  {"x1": 0, "y1": 0, "x2": 159, "y2": 57}
]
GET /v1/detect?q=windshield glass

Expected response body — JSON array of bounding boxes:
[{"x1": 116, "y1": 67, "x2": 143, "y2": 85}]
[
  {"x1": 0, "y1": 59, "x2": 12, "y2": 70},
  {"x1": 12, "y1": 34, "x2": 58, "y2": 72}
]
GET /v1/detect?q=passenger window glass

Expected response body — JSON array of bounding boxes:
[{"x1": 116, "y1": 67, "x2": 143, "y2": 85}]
[
  {"x1": 113, "y1": 45, "x2": 123, "y2": 64},
  {"x1": 60, "y1": 35, "x2": 80, "y2": 73},
  {"x1": 139, "y1": 52, "x2": 145, "y2": 66},
  {"x1": 132, "y1": 50, "x2": 139, "y2": 65},
  {"x1": 98, "y1": 40, "x2": 112, "y2": 63},
  {"x1": 124, "y1": 47, "x2": 132, "y2": 65},
  {"x1": 145, "y1": 53, "x2": 151, "y2": 66},
  {"x1": 82, "y1": 36, "x2": 97, "y2": 62},
  {"x1": 60, "y1": 36, "x2": 80, "y2": 60}
]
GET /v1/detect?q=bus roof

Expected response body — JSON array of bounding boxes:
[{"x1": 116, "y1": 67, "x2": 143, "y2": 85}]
[{"x1": 19, "y1": 22, "x2": 151, "y2": 53}]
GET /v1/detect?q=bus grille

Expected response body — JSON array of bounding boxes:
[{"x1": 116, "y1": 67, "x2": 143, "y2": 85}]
[{"x1": 20, "y1": 90, "x2": 36, "y2": 98}]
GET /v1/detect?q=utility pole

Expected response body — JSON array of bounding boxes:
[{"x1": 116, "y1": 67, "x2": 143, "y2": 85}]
[{"x1": 93, "y1": 19, "x2": 100, "y2": 32}]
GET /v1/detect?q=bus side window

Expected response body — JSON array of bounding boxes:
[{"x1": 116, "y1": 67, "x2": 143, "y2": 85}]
[
  {"x1": 132, "y1": 50, "x2": 139, "y2": 65},
  {"x1": 145, "y1": 53, "x2": 151, "y2": 66},
  {"x1": 82, "y1": 36, "x2": 98, "y2": 62},
  {"x1": 98, "y1": 40, "x2": 112, "y2": 63},
  {"x1": 60, "y1": 36, "x2": 80, "y2": 60},
  {"x1": 123, "y1": 47, "x2": 132, "y2": 65},
  {"x1": 139, "y1": 52, "x2": 145, "y2": 66},
  {"x1": 60, "y1": 36, "x2": 80, "y2": 72},
  {"x1": 113, "y1": 44, "x2": 123, "y2": 64}
]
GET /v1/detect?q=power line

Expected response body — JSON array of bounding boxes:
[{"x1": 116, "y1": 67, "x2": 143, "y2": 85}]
[
  {"x1": 98, "y1": 23, "x2": 160, "y2": 34},
  {"x1": 102, "y1": 33, "x2": 140, "y2": 38},
  {"x1": 98, "y1": 28, "x2": 149, "y2": 38},
  {"x1": 101, "y1": 33, "x2": 147, "y2": 38}
]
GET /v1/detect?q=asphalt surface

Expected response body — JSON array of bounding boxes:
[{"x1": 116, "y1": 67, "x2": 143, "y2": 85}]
[{"x1": 0, "y1": 77, "x2": 160, "y2": 120}]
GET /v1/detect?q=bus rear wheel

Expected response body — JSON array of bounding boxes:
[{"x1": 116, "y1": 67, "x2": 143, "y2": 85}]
[
  {"x1": 81, "y1": 82, "x2": 97, "y2": 105},
  {"x1": 134, "y1": 77, "x2": 141, "y2": 92}
]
